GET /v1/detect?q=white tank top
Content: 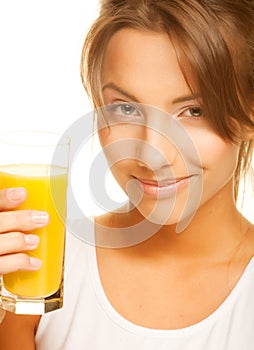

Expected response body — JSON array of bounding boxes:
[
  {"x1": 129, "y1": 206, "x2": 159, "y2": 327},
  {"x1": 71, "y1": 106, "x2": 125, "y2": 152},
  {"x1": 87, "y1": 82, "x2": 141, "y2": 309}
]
[{"x1": 35, "y1": 230, "x2": 254, "y2": 349}]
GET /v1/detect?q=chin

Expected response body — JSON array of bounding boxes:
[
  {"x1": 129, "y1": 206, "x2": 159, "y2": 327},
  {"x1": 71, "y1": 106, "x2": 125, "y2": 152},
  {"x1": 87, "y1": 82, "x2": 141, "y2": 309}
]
[{"x1": 133, "y1": 198, "x2": 201, "y2": 230}]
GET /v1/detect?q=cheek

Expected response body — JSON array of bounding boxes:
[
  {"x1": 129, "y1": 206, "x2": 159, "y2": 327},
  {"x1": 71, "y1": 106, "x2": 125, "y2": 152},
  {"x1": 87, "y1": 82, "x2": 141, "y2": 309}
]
[
  {"x1": 190, "y1": 130, "x2": 239, "y2": 171},
  {"x1": 110, "y1": 161, "x2": 131, "y2": 183},
  {"x1": 98, "y1": 126, "x2": 140, "y2": 172},
  {"x1": 98, "y1": 127, "x2": 123, "y2": 153},
  {"x1": 98, "y1": 124, "x2": 140, "y2": 145}
]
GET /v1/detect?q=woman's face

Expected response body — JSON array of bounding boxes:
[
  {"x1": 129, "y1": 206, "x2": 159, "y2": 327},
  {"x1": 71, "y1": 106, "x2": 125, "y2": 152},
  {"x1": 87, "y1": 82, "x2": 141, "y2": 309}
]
[{"x1": 99, "y1": 28, "x2": 239, "y2": 226}]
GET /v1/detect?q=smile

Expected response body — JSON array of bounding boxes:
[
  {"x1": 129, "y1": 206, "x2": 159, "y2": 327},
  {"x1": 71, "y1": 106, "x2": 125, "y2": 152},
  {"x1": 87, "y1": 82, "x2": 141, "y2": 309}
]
[{"x1": 133, "y1": 176, "x2": 193, "y2": 199}]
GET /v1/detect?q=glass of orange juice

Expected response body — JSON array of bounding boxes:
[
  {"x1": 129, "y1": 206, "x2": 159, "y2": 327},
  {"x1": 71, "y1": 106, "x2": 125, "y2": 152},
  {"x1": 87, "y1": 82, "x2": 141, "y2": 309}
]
[{"x1": 0, "y1": 131, "x2": 70, "y2": 314}]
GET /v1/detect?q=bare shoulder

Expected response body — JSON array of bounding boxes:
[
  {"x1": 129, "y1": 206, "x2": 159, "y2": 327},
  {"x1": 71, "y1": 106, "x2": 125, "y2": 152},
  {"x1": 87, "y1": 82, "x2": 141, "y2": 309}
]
[
  {"x1": 0, "y1": 311, "x2": 40, "y2": 350},
  {"x1": 241, "y1": 222, "x2": 254, "y2": 260},
  {"x1": 249, "y1": 224, "x2": 254, "y2": 237}
]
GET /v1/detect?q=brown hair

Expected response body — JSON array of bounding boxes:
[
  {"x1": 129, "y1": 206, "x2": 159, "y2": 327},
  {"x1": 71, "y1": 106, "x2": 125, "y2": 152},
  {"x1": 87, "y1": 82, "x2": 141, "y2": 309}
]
[{"x1": 80, "y1": 0, "x2": 254, "y2": 201}]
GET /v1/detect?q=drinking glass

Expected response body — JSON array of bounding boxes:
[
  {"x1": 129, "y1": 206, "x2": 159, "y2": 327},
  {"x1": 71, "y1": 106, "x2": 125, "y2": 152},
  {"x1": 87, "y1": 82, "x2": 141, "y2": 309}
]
[{"x1": 0, "y1": 131, "x2": 70, "y2": 314}]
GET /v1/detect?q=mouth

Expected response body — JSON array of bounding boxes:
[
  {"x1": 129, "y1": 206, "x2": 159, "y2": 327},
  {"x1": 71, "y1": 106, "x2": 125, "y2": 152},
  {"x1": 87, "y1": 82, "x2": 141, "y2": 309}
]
[{"x1": 132, "y1": 175, "x2": 193, "y2": 198}]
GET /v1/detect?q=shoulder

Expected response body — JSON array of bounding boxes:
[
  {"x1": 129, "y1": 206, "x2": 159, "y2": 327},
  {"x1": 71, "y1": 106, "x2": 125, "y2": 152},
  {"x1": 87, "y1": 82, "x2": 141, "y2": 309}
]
[{"x1": 243, "y1": 223, "x2": 254, "y2": 258}]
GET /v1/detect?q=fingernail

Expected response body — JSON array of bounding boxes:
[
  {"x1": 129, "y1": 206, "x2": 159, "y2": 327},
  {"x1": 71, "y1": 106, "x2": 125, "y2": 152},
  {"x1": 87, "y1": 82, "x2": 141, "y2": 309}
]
[
  {"x1": 7, "y1": 188, "x2": 26, "y2": 201},
  {"x1": 24, "y1": 234, "x2": 40, "y2": 247},
  {"x1": 31, "y1": 211, "x2": 49, "y2": 225},
  {"x1": 29, "y1": 257, "x2": 42, "y2": 269}
]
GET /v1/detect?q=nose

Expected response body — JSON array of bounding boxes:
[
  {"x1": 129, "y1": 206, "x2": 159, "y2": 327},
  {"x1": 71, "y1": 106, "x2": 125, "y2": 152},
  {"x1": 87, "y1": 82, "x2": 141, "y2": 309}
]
[{"x1": 136, "y1": 125, "x2": 178, "y2": 171}]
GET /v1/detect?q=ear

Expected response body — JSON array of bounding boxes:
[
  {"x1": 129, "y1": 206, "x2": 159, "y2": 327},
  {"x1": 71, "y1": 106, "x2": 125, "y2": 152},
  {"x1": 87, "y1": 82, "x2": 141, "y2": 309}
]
[
  {"x1": 242, "y1": 111, "x2": 254, "y2": 141},
  {"x1": 238, "y1": 107, "x2": 254, "y2": 141},
  {"x1": 229, "y1": 117, "x2": 254, "y2": 141},
  {"x1": 244, "y1": 131, "x2": 254, "y2": 141}
]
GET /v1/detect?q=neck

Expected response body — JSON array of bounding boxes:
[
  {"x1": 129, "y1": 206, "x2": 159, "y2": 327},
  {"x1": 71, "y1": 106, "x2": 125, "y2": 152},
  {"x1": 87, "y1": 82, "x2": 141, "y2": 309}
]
[{"x1": 127, "y1": 180, "x2": 250, "y2": 263}]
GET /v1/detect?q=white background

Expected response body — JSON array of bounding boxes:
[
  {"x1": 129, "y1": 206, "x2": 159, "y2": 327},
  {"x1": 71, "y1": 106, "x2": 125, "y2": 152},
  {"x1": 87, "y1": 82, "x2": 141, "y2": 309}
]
[
  {"x1": 0, "y1": 1, "x2": 99, "y2": 132},
  {"x1": 0, "y1": 1, "x2": 252, "y2": 223}
]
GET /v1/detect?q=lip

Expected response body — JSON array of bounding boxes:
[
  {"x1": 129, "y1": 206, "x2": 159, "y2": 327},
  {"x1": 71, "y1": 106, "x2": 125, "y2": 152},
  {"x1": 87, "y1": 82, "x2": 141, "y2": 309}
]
[
  {"x1": 133, "y1": 175, "x2": 193, "y2": 199},
  {"x1": 138, "y1": 177, "x2": 188, "y2": 186}
]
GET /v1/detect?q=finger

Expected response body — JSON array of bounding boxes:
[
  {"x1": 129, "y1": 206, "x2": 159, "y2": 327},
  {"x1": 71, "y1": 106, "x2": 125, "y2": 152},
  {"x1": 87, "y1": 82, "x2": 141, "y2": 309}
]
[
  {"x1": 0, "y1": 210, "x2": 49, "y2": 233},
  {"x1": 0, "y1": 232, "x2": 39, "y2": 255},
  {"x1": 0, "y1": 253, "x2": 42, "y2": 275},
  {"x1": 0, "y1": 188, "x2": 27, "y2": 211}
]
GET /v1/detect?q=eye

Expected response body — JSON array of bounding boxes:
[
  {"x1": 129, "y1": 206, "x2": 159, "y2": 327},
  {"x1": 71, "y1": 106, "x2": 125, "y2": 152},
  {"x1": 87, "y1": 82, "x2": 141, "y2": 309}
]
[
  {"x1": 119, "y1": 103, "x2": 138, "y2": 115},
  {"x1": 179, "y1": 106, "x2": 204, "y2": 119},
  {"x1": 104, "y1": 102, "x2": 142, "y2": 121},
  {"x1": 113, "y1": 103, "x2": 141, "y2": 117}
]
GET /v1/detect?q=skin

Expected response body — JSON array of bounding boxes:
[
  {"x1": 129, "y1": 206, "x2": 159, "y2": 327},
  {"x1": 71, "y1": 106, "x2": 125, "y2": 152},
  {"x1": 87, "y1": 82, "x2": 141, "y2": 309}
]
[
  {"x1": 97, "y1": 28, "x2": 254, "y2": 329},
  {"x1": 99, "y1": 28, "x2": 252, "y2": 251},
  {"x1": 0, "y1": 28, "x2": 253, "y2": 347},
  {"x1": 99, "y1": 29, "x2": 240, "y2": 228}
]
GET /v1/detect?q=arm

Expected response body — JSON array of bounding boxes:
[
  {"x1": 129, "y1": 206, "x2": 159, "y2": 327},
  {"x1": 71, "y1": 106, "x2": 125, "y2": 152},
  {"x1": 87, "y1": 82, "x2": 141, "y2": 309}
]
[{"x1": 0, "y1": 312, "x2": 41, "y2": 350}]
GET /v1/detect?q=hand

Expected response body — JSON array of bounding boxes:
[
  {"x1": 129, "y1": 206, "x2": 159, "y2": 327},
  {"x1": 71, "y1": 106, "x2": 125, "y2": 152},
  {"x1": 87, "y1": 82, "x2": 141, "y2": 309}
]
[
  {"x1": 0, "y1": 309, "x2": 5, "y2": 324},
  {"x1": 0, "y1": 187, "x2": 49, "y2": 275}
]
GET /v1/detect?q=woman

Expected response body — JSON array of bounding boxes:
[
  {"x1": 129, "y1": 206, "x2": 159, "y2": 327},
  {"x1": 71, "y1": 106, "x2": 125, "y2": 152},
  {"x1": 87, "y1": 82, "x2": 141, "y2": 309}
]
[{"x1": 0, "y1": 0, "x2": 254, "y2": 348}]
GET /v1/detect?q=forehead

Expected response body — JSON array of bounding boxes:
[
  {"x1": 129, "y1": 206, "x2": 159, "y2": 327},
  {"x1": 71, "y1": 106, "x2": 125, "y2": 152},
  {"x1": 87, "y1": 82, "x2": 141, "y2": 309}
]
[{"x1": 101, "y1": 28, "x2": 191, "y2": 105}]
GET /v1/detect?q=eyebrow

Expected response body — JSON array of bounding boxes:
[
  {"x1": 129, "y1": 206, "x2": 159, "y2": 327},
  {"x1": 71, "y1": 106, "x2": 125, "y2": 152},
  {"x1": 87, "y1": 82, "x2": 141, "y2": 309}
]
[
  {"x1": 102, "y1": 82, "x2": 199, "y2": 105},
  {"x1": 102, "y1": 83, "x2": 140, "y2": 102},
  {"x1": 172, "y1": 94, "x2": 200, "y2": 104}
]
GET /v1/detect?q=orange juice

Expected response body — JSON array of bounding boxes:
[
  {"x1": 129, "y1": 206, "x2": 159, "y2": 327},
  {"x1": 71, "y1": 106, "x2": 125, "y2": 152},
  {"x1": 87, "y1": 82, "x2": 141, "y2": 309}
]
[{"x1": 0, "y1": 164, "x2": 68, "y2": 297}]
